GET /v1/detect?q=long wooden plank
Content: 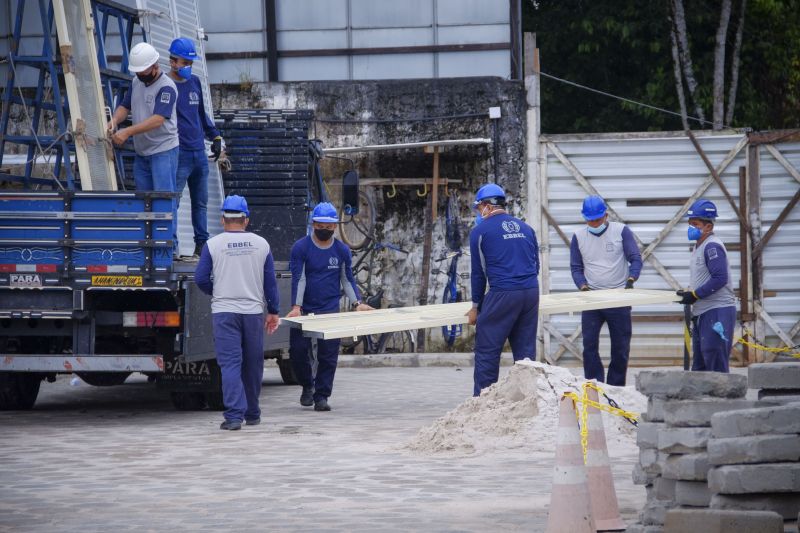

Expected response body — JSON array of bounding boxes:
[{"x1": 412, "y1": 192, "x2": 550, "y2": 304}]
[{"x1": 284, "y1": 289, "x2": 681, "y2": 339}]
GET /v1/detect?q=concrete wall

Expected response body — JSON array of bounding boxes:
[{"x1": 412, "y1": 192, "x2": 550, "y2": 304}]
[{"x1": 212, "y1": 76, "x2": 528, "y2": 350}]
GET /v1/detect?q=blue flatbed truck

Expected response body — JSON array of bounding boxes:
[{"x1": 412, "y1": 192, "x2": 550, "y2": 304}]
[{"x1": 0, "y1": 190, "x2": 296, "y2": 410}]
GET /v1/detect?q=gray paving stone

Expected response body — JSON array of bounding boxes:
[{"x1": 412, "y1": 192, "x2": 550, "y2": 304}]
[
  {"x1": 708, "y1": 434, "x2": 800, "y2": 465},
  {"x1": 633, "y1": 463, "x2": 658, "y2": 486},
  {"x1": 640, "y1": 448, "x2": 667, "y2": 475},
  {"x1": 638, "y1": 421, "x2": 666, "y2": 449},
  {"x1": 636, "y1": 371, "x2": 747, "y2": 400},
  {"x1": 640, "y1": 498, "x2": 677, "y2": 526},
  {"x1": 658, "y1": 427, "x2": 711, "y2": 454},
  {"x1": 653, "y1": 477, "x2": 677, "y2": 501},
  {"x1": 757, "y1": 389, "x2": 800, "y2": 404},
  {"x1": 643, "y1": 397, "x2": 667, "y2": 422},
  {"x1": 708, "y1": 463, "x2": 800, "y2": 494},
  {"x1": 710, "y1": 493, "x2": 800, "y2": 520},
  {"x1": 663, "y1": 508, "x2": 783, "y2": 533},
  {"x1": 661, "y1": 453, "x2": 710, "y2": 481},
  {"x1": 625, "y1": 523, "x2": 665, "y2": 533},
  {"x1": 663, "y1": 399, "x2": 774, "y2": 428},
  {"x1": 711, "y1": 404, "x2": 800, "y2": 438},
  {"x1": 674, "y1": 480, "x2": 711, "y2": 507},
  {"x1": 748, "y1": 362, "x2": 800, "y2": 390}
]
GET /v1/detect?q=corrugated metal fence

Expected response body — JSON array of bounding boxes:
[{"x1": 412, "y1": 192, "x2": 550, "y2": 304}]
[{"x1": 536, "y1": 130, "x2": 800, "y2": 366}]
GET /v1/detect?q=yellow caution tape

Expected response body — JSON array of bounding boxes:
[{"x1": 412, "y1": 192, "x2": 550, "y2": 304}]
[
  {"x1": 736, "y1": 328, "x2": 800, "y2": 359},
  {"x1": 564, "y1": 382, "x2": 640, "y2": 463}
]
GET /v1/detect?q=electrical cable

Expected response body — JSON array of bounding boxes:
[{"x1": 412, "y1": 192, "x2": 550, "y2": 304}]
[
  {"x1": 539, "y1": 70, "x2": 729, "y2": 129},
  {"x1": 315, "y1": 112, "x2": 488, "y2": 124}
]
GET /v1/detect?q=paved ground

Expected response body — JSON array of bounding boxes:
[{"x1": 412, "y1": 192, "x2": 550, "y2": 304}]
[{"x1": 0, "y1": 366, "x2": 644, "y2": 532}]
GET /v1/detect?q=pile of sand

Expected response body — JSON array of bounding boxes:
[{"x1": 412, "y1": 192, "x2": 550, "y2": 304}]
[{"x1": 403, "y1": 360, "x2": 646, "y2": 457}]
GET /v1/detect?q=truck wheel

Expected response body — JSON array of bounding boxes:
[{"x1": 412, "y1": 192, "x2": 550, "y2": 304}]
[
  {"x1": 277, "y1": 358, "x2": 298, "y2": 385},
  {"x1": 204, "y1": 391, "x2": 225, "y2": 411},
  {"x1": 77, "y1": 372, "x2": 131, "y2": 386},
  {"x1": 0, "y1": 372, "x2": 41, "y2": 410},
  {"x1": 170, "y1": 391, "x2": 206, "y2": 411}
]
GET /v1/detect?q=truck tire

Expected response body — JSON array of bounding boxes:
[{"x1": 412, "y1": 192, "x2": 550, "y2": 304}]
[
  {"x1": 77, "y1": 372, "x2": 131, "y2": 387},
  {"x1": 204, "y1": 391, "x2": 225, "y2": 411},
  {"x1": 0, "y1": 372, "x2": 41, "y2": 410},
  {"x1": 277, "y1": 358, "x2": 298, "y2": 385},
  {"x1": 170, "y1": 391, "x2": 206, "y2": 411}
]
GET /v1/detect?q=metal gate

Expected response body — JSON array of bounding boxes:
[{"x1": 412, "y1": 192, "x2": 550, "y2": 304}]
[{"x1": 536, "y1": 130, "x2": 800, "y2": 366}]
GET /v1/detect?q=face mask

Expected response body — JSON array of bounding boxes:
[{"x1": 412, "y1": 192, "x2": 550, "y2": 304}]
[
  {"x1": 687, "y1": 225, "x2": 703, "y2": 241},
  {"x1": 587, "y1": 223, "x2": 607, "y2": 235},
  {"x1": 474, "y1": 204, "x2": 489, "y2": 226},
  {"x1": 136, "y1": 70, "x2": 158, "y2": 84},
  {"x1": 173, "y1": 65, "x2": 192, "y2": 80},
  {"x1": 314, "y1": 228, "x2": 334, "y2": 241}
]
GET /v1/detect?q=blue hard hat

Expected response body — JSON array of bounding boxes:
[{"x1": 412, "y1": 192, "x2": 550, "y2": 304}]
[
  {"x1": 311, "y1": 202, "x2": 339, "y2": 223},
  {"x1": 474, "y1": 183, "x2": 506, "y2": 206},
  {"x1": 581, "y1": 195, "x2": 607, "y2": 221},
  {"x1": 221, "y1": 195, "x2": 249, "y2": 216},
  {"x1": 686, "y1": 199, "x2": 718, "y2": 220},
  {"x1": 168, "y1": 37, "x2": 198, "y2": 61}
]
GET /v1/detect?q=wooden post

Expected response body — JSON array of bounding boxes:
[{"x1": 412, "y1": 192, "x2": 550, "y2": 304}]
[
  {"x1": 417, "y1": 194, "x2": 433, "y2": 351},
  {"x1": 431, "y1": 146, "x2": 440, "y2": 220},
  {"x1": 738, "y1": 166, "x2": 751, "y2": 364},
  {"x1": 747, "y1": 141, "x2": 764, "y2": 362}
]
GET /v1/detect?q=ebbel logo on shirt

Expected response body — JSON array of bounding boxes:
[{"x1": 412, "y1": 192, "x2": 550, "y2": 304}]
[
  {"x1": 189, "y1": 91, "x2": 199, "y2": 105},
  {"x1": 328, "y1": 256, "x2": 339, "y2": 269},
  {"x1": 606, "y1": 242, "x2": 616, "y2": 252},
  {"x1": 160, "y1": 92, "x2": 171, "y2": 104},
  {"x1": 707, "y1": 247, "x2": 719, "y2": 260},
  {"x1": 501, "y1": 220, "x2": 525, "y2": 240}
]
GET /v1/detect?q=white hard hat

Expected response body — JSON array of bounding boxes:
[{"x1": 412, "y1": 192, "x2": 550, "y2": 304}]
[{"x1": 129, "y1": 42, "x2": 159, "y2": 73}]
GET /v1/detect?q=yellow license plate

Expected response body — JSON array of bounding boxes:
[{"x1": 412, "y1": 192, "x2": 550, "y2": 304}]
[{"x1": 91, "y1": 275, "x2": 143, "y2": 287}]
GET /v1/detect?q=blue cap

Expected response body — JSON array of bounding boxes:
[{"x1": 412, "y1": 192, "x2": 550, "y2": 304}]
[
  {"x1": 168, "y1": 37, "x2": 198, "y2": 61},
  {"x1": 581, "y1": 195, "x2": 607, "y2": 221},
  {"x1": 311, "y1": 202, "x2": 339, "y2": 223},
  {"x1": 474, "y1": 183, "x2": 506, "y2": 206},
  {"x1": 686, "y1": 199, "x2": 718, "y2": 220},
  {"x1": 221, "y1": 195, "x2": 249, "y2": 217}
]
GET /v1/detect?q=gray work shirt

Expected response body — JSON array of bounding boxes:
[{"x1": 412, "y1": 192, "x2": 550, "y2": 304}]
[
  {"x1": 126, "y1": 73, "x2": 179, "y2": 156},
  {"x1": 689, "y1": 234, "x2": 735, "y2": 317},
  {"x1": 205, "y1": 231, "x2": 271, "y2": 314}
]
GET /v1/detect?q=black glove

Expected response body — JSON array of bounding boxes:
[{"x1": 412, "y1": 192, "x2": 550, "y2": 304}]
[
  {"x1": 580, "y1": 285, "x2": 591, "y2": 292},
  {"x1": 211, "y1": 136, "x2": 223, "y2": 161},
  {"x1": 676, "y1": 290, "x2": 698, "y2": 305},
  {"x1": 625, "y1": 278, "x2": 635, "y2": 289}
]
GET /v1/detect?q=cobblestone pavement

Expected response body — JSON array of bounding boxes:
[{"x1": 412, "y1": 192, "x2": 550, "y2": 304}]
[{"x1": 0, "y1": 366, "x2": 644, "y2": 532}]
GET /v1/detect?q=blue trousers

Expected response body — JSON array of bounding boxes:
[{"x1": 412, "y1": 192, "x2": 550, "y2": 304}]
[
  {"x1": 175, "y1": 148, "x2": 210, "y2": 247},
  {"x1": 134, "y1": 146, "x2": 178, "y2": 250},
  {"x1": 212, "y1": 312, "x2": 265, "y2": 422},
  {"x1": 474, "y1": 288, "x2": 539, "y2": 396},
  {"x1": 582, "y1": 306, "x2": 632, "y2": 386},
  {"x1": 691, "y1": 306, "x2": 735, "y2": 373},
  {"x1": 289, "y1": 327, "x2": 341, "y2": 402}
]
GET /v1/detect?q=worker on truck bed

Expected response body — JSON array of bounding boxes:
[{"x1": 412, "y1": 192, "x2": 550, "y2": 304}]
[
  {"x1": 676, "y1": 199, "x2": 736, "y2": 373},
  {"x1": 167, "y1": 37, "x2": 225, "y2": 258},
  {"x1": 109, "y1": 41, "x2": 180, "y2": 256},
  {"x1": 570, "y1": 195, "x2": 642, "y2": 386},
  {"x1": 195, "y1": 195, "x2": 280, "y2": 431},
  {"x1": 285, "y1": 202, "x2": 373, "y2": 412},
  {"x1": 466, "y1": 184, "x2": 540, "y2": 397}
]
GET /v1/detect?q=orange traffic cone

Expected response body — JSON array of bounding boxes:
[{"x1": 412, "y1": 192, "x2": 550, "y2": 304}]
[
  {"x1": 545, "y1": 395, "x2": 596, "y2": 533},
  {"x1": 585, "y1": 387, "x2": 626, "y2": 531}
]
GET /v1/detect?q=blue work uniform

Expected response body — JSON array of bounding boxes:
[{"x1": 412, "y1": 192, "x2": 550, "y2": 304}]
[
  {"x1": 289, "y1": 236, "x2": 360, "y2": 403},
  {"x1": 195, "y1": 230, "x2": 279, "y2": 423},
  {"x1": 470, "y1": 213, "x2": 539, "y2": 396},
  {"x1": 688, "y1": 234, "x2": 736, "y2": 372},
  {"x1": 173, "y1": 75, "x2": 220, "y2": 249},
  {"x1": 570, "y1": 222, "x2": 643, "y2": 385}
]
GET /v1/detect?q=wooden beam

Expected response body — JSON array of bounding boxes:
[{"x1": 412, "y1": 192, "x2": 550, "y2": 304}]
[
  {"x1": 543, "y1": 323, "x2": 583, "y2": 361},
  {"x1": 755, "y1": 302, "x2": 795, "y2": 348},
  {"x1": 264, "y1": 0, "x2": 278, "y2": 81},
  {"x1": 685, "y1": 130, "x2": 750, "y2": 233},
  {"x1": 431, "y1": 147, "x2": 440, "y2": 221},
  {"x1": 542, "y1": 206, "x2": 571, "y2": 246},
  {"x1": 551, "y1": 325, "x2": 582, "y2": 363},
  {"x1": 523, "y1": 32, "x2": 537, "y2": 77},
  {"x1": 764, "y1": 144, "x2": 800, "y2": 185},
  {"x1": 752, "y1": 187, "x2": 800, "y2": 258},
  {"x1": 359, "y1": 178, "x2": 461, "y2": 187}
]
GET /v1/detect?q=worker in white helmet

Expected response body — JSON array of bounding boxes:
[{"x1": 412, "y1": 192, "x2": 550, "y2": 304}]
[{"x1": 109, "y1": 42, "x2": 180, "y2": 255}]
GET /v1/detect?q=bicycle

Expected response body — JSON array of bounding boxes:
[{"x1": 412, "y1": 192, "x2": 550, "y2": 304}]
[{"x1": 433, "y1": 191, "x2": 470, "y2": 346}]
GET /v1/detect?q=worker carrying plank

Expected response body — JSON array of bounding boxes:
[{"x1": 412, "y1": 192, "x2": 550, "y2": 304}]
[
  {"x1": 167, "y1": 37, "x2": 225, "y2": 258},
  {"x1": 285, "y1": 203, "x2": 374, "y2": 412},
  {"x1": 676, "y1": 199, "x2": 736, "y2": 373},
  {"x1": 466, "y1": 184, "x2": 540, "y2": 396},
  {"x1": 195, "y1": 195, "x2": 280, "y2": 430},
  {"x1": 109, "y1": 42, "x2": 180, "y2": 255},
  {"x1": 570, "y1": 195, "x2": 643, "y2": 386}
]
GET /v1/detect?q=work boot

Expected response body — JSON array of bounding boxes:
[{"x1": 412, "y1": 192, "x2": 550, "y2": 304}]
[
  {"x1": 314, "y1": 398, "x2": 331, "y2": 412},
  {"x1": 245, "y1": 418, "x2": 260, "y2": 426},
  {"x1": 193, "y1": 242, "x2": 204, "y2": 258},
  {"x1": 300, "y1": 386, "x2": 314, "y2": 407},
  {"x1": 220, "y1": 419, "x2": 242, "y2": 431}
]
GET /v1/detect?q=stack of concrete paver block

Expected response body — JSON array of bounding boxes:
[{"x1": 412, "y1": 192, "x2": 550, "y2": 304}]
[
  {"x1": 705, "y1": 362, "x2": 800, "y2": 527},
  {"x1": 626, "y1": 370, "x2": 785, "y2": 533}
]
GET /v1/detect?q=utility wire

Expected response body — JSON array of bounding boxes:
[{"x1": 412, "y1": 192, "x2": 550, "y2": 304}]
[
  {"x1": 315, "y1": 112, "x2": 488, "y2": 124},
  {"x1": 539, "y1": 70, "x2": 728, "y2": 129}
]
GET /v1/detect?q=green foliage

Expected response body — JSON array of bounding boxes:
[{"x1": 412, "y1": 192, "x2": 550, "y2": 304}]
[{"x1": 523, "y1": 0, "x2": 800, "y2": 133}]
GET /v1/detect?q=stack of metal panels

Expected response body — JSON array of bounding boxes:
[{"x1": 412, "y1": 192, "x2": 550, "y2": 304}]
[{"x1": 215, "y1": 109, "x2": 313, "y2": 261}]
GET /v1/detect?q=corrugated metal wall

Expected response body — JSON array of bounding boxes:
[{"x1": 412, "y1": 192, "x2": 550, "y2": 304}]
[{"x1": 539, "y1": 130, "x2": 800, "y2": 366}]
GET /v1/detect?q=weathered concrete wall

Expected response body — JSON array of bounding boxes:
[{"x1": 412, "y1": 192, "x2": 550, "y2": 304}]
[{"x1": 212, "y1": 77, "x2": 528, "y2": 350}]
